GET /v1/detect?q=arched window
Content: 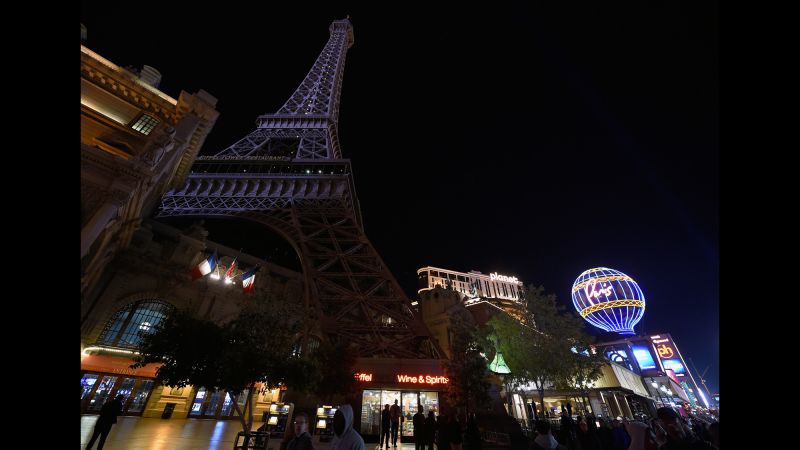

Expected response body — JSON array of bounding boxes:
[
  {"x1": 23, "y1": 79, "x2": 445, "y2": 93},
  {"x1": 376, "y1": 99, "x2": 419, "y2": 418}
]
[{"x1": 96, "y1": 300, "x2": 174, "y2": 348}]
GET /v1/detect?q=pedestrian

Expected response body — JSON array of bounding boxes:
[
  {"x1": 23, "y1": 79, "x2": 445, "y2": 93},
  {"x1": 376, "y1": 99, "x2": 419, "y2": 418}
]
[
  {"x1": 425, "y1": 411, "x2": 437, "y2": 450},
  {"x1": 331, "y1": 405, "x2": 365, "y2": 450},
  {"x1": 465, "y1": 414, "x2": 482, "y2": 450},
  {"x1": 610, "y1": 419, "x2": 630, "y2": 450},
  {"x1": 436, "y1": 413, "x2": 451, "y2": 450},
  {"x1": 390, "y1": 399, "x2": 401, "y2": 447},
  {"x1": 449, "y1": 413, "x2": 463, "y2": 450},
  {"x1": 285, "y1": 412, "x2": 313, "y2": 450},
  {"x1": 381, "y1": 404, "x2": 392, "y2": 449},
  {"x1": 85, "y1": 394, "x2": 124, "y2": 450},
  {"x1": 414, "y1": 404, "x2": 426, "y2": 450},
  {"x1": 707, "y1": 422, "x2": 719, "y2": 448},
  {"x1": 595, "y1": 418, "x2": 614, "y2": 450},
  {"x1": 277, "y1": 419, "x2": 295, "y2": 450},
  {"x1": 576, "y1": 420, "x2": 602, "y2": 450},
  {"x1": 655, "y1": 407, "x2": 716, "y2": 450},
  {"x1": 531, "y1": 420, "x2": 567, "y2": 450}
]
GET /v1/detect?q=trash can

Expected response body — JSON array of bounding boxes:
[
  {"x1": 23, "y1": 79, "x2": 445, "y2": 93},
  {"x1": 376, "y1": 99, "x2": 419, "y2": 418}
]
[{"x1": 161, "y1": 403, "x2": 177, "y2": 419}]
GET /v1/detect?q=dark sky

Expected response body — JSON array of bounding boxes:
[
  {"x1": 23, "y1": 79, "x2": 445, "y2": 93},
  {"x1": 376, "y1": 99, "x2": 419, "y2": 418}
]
[{"x1": 81, "y1": 3, "x2": 719, "y2": 395}]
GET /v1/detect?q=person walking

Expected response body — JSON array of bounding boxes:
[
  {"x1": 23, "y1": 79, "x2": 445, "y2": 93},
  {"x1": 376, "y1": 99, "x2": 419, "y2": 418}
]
[
  {"x1": 465, "y1": 414, "x2": 482, "y2": 450},
  {"x1": 381, "y1": 404, "x2": 392, "y2": 449},
  {"x1": 425, "y1": 411, "x2": 437, "y2": 450},
  {"x1": 85, "y1": 394, "x2": 125, "y2": 450},
  {"x1": 448, "y1": 413, "x2": 463, "y2": 450},
  {"x1": 531, "y1": 420, "x2": 567, "y2": 450},
  {"x1": 413, "y1": 404, "x2": 426, "y2": 450},
  {"x1": 390, "y1": 399, "x2": 401, "y2": 448},
  {"x1": 331, "y1": 405, "x2": 366, "y2": 450},
  {"x1": 436, "y1": 414, "x2": 451, "y2": 450}
]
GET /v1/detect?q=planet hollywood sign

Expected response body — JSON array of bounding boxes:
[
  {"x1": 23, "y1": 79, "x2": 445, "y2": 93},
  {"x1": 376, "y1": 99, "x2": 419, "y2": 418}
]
[{"x1": 490, "y1": 272, "x2": 520, "y2": 284}]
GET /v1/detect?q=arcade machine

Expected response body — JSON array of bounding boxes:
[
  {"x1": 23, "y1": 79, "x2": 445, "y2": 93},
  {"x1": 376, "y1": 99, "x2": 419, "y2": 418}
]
[
  {"x1": 266, "y1": 402, "x2": 294, "y2": 438},
  {"x1": 314, "y1": 405, "x2": 338, "y2": 443}
]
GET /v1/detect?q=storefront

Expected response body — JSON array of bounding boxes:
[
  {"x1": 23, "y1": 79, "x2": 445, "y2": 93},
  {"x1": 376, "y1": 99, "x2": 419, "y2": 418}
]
[
  {"x1": 80, "y1": 350, "x2": 159, "y2": 416},
  {"x1": 353, "y1": 358, "x2": 448, "y2": 442}
]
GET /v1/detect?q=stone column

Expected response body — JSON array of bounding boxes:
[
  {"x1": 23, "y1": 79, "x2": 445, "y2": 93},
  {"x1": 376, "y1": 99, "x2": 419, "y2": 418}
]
[{"x1": 80, "y1": 189, "x2": 129, "y2": 258}]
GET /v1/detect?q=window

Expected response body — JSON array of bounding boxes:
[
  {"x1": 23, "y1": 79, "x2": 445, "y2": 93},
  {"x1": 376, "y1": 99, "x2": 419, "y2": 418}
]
[
  {"x1": 97, "y1": 300, "x2": 174, "y2": 348},
  {"x1": 131, "y1": 113, "x2": 160, "y2": 135}
]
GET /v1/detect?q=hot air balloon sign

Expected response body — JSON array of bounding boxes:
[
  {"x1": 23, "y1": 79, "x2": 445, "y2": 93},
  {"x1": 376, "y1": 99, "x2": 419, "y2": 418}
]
[{"x1": 571, "y1": 267, "x2": 645, "y2": 335}]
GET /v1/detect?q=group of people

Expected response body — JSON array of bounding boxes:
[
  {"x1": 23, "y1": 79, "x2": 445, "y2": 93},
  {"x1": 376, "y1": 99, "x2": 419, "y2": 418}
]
[
  {"x1": 529, "y1": 407, "x2": 719, "y2": 450},
  {"x1": 276, "y1": 404, "x2": 365, "y2": 450},
  {"x1": 377, "y1": 399, "x2": 480, "y2": 450},
  {"x1": 86, "y1": 393, "x2": 718, "y2": 450}
]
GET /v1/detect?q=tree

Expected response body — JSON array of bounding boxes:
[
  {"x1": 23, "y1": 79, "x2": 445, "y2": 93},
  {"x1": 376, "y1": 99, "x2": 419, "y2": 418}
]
[
  {"x1": 444, "y1": 311, "x2": 493, "y2": 416},
  {"x1": 488, "y1": 284, "x2": 586, "y2": 419},
  {"x1": 557, "y1": 336, "x2": 605, "y2": 415},
  {"x1": 132, "y1": 287, "x2": 316, "y2": 434},
  {"x1": 311, "y1": 339, "x2": 360, "y2": 403}
]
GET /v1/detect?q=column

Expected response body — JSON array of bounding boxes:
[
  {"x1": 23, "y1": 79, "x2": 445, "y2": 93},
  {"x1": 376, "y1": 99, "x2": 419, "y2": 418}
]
[{"x1": 81, "y1": 189, "x2": 129, "y2": 258}]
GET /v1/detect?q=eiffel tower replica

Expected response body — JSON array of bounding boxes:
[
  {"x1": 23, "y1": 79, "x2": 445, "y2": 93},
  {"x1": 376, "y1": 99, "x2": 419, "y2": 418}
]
[{"x1": 158, "y1": 18, "x2": 441, "y2": 359}]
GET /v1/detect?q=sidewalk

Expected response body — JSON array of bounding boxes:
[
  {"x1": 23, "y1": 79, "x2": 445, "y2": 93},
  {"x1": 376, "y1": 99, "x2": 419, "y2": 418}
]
[{"x1": 81, "y1": 415, "x2": 421, "y2": 450}]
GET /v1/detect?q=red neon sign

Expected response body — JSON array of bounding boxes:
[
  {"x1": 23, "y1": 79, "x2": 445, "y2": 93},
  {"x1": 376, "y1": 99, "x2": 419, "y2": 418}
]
[
  {"x1": 354, "y1": 373, "x2": 373, "y2": 382},
  {"x1": 396, "y1": 374, "x2": 449, "y2": 385}
]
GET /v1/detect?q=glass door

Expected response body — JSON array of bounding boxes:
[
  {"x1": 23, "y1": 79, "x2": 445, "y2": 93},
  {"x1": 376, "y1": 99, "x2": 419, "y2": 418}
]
[
  {"x1": 126, "y1": 380, "x2": 154, "y2": 414},
  {"x1": 81, "y1": 373, "x2": 99, "y2": 403},
  {"x1": 419, "y1": 392, "x2": 439, "y2": 417},
  {"x1": 401, "y1": 392, "x2": 419, "y2": 437},
  {"x1": 189, "y1": 387, "x2": 207, "y2": 417},
  {"x1": 86, "y1": 375, "x2": 118, "y2": 412}
]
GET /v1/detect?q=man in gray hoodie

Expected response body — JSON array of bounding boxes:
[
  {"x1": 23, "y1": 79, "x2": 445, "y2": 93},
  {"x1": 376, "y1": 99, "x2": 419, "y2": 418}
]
[{"x1": 332, "y1": 404, "x2": 366, "y2": 450}]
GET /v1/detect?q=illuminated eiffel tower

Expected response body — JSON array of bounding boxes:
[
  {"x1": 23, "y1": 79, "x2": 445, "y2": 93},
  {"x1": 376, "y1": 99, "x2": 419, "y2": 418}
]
[{"x1": 158, "y1": 18, "x2": 440, "y2": 359}]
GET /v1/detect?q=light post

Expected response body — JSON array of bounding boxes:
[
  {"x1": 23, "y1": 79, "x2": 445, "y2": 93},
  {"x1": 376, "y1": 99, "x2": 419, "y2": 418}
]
[{"x1": 650, "y1": 378, "x2": 665, "y2": 407}]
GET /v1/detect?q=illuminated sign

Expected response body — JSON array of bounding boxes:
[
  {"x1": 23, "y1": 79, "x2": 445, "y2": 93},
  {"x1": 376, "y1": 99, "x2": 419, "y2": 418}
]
[
  {"x1": 354, "y1": 373, "x2": 373, "y2": 382},
  {"x1": 632, "y1": 345, "x2": 657, "y2": 370},
  {"x1": 396, "y1": 374, "x2": 449, "y2": 385},
  {"x1": 584, "y1": 279, "x2": 614, "y2": 301},
  {"x1": 655, "y1": 343, "x2": 676, "y2": 359},
  {"x1": 665, "y1": 369, "x2": 680, "y2": 384},
  {"x1": 490, "y1": 273, "x2": 519, "y2": 283},
  {"x1": 571, "y1": 267, "x2": 646, "y2": 335},
  {"x1": 661, "y1": 358, "x2": 686, "y2": 375}
]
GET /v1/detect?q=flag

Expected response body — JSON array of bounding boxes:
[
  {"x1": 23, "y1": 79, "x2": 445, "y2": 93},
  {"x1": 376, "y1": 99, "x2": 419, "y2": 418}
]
[
  {"x1": 191, "y1": 250, "x2": 217, "y2": 280},
  {"x1": 224, "y1": 258, "x2": 237, "y2": 284},
  {"x1": 242, "y1": 265, "x2": 261, "y2": 294}
]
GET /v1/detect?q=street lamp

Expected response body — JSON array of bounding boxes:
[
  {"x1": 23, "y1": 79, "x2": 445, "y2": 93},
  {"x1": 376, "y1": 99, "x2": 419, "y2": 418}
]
[{"x1": 650, "y1": 378, "x2": 665, "y2": 407}]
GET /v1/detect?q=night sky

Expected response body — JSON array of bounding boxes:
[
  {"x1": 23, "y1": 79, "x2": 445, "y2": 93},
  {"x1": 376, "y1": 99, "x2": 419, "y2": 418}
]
[{"x1": 81, "y1": 3, "x2": 719, "y2": 395}]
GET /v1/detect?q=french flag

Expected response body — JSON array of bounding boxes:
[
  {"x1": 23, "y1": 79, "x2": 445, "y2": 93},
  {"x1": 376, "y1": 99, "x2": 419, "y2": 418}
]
[
  {"x1": 242, "y1": 265, "x2": 260, "y2": 294},
  {"x1": 191, "y1": 250, "x2": 218, "y2": 280},
  {"x1": 224, "y1": 258, "x2": 237, "y2": 283}
]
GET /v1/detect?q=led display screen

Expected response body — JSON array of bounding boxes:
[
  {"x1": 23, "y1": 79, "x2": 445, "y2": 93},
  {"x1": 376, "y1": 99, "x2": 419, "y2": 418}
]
[
  {"x1": 632, "y1": 345, "x2": 657, "y2": 370},
  {"x1": 661, "y1": 358, "x2": 686, "y2": 374}
]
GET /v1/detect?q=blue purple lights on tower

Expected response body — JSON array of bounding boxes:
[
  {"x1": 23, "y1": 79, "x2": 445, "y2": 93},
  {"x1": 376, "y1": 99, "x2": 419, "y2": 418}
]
[{"x1": 571, "y1": 267, "x2": 645, "y2": 335}]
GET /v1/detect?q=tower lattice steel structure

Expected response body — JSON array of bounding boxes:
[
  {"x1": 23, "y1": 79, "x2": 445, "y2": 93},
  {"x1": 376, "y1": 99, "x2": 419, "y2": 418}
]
[{"x1": 158, "y1": 18, "x2": 440, "y2": 359}]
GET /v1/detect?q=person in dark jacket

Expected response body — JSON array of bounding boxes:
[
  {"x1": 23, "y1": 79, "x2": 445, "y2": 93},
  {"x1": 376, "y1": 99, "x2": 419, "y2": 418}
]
[
  {"x1": 575, "y1": 420, "x2": 602, "y2": 450},
  {"x1": 531, "y1": 420, "x2": 567, "y2": 450},
  {"x1": 425, "y1": 411, "x2": 437, "y2": 450},
  {"x1": 381, "y1": 404, "x2": 392, "y2": 449},
  {"x1": 413, "y1": 404, "x2": 427, "y2": 450},
  {"x1": 610, "y1": 419, "x2": 630, "y2": 450},
  {"x1": 85, "y1": 394, "x2": 124, "y2": 450},
  {"x1": 595, "y1": 418, "x2": 614, "y2": 450},
  {"x1": 436, "y1": 414, "x2": 451, "y2": 450},
  {"x1": 656, "y1": 408, "x2": 716, "y2": 450},
  {"x1": 465, "y1": 414, "x2": 482, "y2": 450},
  {"x1": 449, "y1": 413, "x2": 463, "y2": 450},
  {"x1": 286, "y1": 412, "x2": 314, "y2": 450}
]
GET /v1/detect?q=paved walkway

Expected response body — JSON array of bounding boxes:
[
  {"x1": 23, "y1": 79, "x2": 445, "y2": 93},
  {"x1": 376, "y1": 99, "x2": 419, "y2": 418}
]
[{"x1": 81, "y1": 415, "x2": 418, "y2": 450}]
